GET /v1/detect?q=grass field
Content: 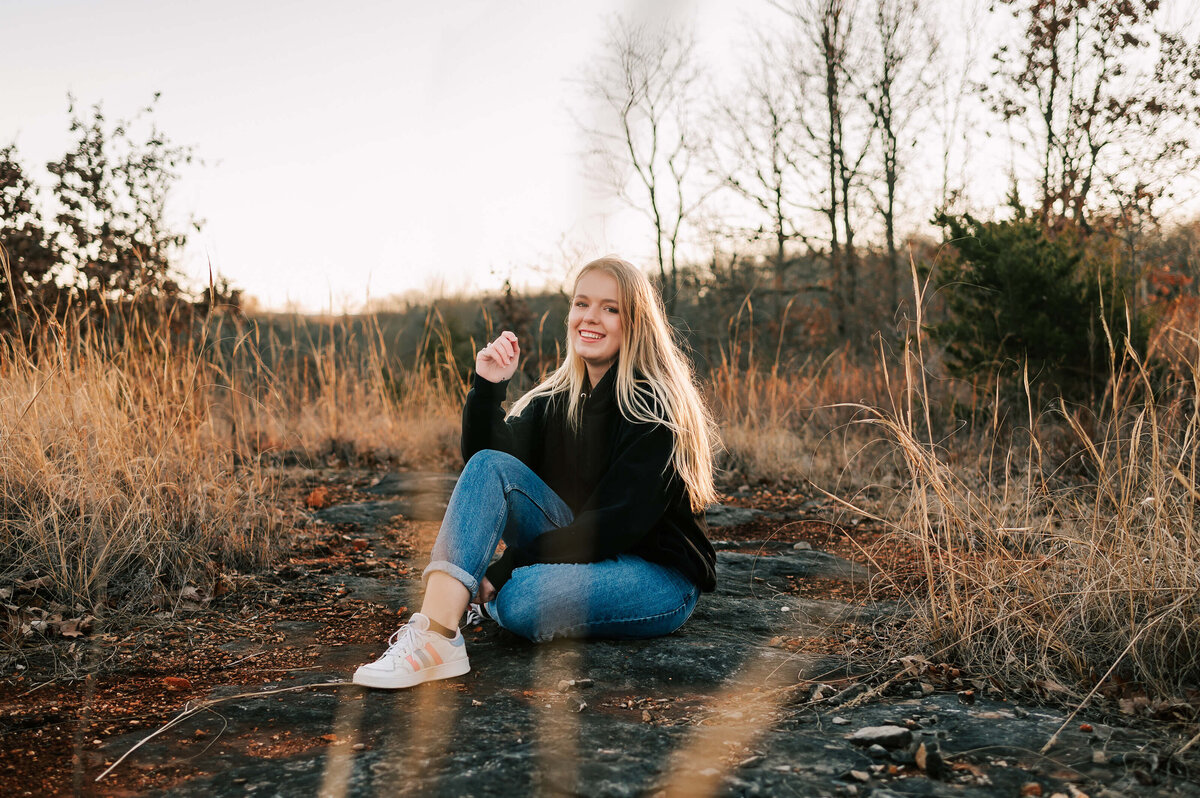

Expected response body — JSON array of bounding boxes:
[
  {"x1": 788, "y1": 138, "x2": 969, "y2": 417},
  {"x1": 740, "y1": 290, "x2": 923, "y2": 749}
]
[{"x1": 2, "y1": 283, "x2": 1198, "y2": 710}]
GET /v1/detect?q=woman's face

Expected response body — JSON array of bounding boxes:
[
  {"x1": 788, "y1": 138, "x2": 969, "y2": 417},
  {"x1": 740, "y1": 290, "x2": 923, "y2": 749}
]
[{"x1": 569, "y1": 270, "x2": 623, "y2": 382}]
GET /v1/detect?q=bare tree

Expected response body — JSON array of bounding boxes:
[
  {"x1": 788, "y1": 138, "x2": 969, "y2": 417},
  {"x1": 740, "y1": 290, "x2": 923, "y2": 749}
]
[
  {"x1": 774, "y1": 0, "x2": 875, "y2": 337},
  {"x1": 863, "y1": 0, "x2": 937, "y2": 314},
  {"x1": 581, "y1": 17, "x2": 710, "y2": 313},
  {"x1": 704, "y1": 35, "x2": 815, "y2": 313},
  {"x1": 987, "y1": 0, "x2": 1200, "y2": 227}
]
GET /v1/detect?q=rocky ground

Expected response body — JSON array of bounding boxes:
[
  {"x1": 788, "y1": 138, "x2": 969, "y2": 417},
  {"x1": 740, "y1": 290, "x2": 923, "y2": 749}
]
[{"x1": 1, "y1": 468, "x2": 1197, "y2": 796}]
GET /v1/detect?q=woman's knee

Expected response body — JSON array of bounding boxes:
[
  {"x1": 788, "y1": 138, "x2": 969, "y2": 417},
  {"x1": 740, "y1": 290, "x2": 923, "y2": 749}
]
[
  {"x1": 465, "y1": 449, "x2": 521, "y2": 472},
  {"x1": 493, "y1": 582, "x2": 562, "y2": 642}
]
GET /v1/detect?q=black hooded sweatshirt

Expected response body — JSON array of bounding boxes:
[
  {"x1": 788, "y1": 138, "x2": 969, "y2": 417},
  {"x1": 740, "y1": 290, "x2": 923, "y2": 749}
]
[{"x1": 460, "y1": 368, "x2": 717, "y2": 593}]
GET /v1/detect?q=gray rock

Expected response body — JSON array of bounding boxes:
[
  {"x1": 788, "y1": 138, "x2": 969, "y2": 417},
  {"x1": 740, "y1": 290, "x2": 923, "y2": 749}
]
[
  {"x1": 846, "y1": 726, "x2": 913, "y2": 749},
  {"x1": 312, "y1": 500, "x2": 406, "y2": 528},
  {"x1": 100, "y1": 469, "x2": 1178, "y2": 798},
  {"x1": 361, "y1": 471, "x2": 459, "y2": 498},
  {"x1": 706, "y1": 505, "x2": 777, "y2": 527}
]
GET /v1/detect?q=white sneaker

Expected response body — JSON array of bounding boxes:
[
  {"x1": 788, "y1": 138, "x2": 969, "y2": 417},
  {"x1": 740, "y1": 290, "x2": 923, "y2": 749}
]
[
  {"x1": 352, "y1": 613, "x2": 470, "y2": 689},
  {"x1": 463, "y1": 603, "x2": 486, "y2": 627}
]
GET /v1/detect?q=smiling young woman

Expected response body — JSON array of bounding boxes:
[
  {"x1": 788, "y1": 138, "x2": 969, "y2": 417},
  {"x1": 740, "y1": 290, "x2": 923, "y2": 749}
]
[
  {"x1": 352, "y1": 256, "x2": 720, "y2": 689},
  {"x1": 568, "y1": 269, "x2": 623, "y2": 384}
]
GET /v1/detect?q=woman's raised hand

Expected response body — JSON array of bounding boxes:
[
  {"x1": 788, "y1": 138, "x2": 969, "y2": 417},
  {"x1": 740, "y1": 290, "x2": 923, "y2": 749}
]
[{"x1": 475, "y1": 330, "x2": 520, "y2": 383}]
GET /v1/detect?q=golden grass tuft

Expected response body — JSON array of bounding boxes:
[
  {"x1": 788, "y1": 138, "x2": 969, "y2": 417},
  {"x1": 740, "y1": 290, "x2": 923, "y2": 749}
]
[
  {"x1": 852, "y1": 273, "x2": 1200, "y2": 701},
  {"x1": 0, "y1": 317, "x2": 281, "y2": 613},
  {"x1": 0, "y1": 297, "x2": 468, "y2": 617},
  {"x1": 204, "y1": 311, "x2": 465, "y2": 470}
]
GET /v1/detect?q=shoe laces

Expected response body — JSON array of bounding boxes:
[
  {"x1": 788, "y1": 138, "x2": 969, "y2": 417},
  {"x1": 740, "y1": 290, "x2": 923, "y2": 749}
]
[{"x1": 382, "y1": 621, "x2": 421, "y2": 659}]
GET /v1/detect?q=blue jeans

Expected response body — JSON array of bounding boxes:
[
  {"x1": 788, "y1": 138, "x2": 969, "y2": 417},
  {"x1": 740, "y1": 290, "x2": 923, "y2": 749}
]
[{"x1": 423, "y1": 449, "x2": 700, "y2": 643}]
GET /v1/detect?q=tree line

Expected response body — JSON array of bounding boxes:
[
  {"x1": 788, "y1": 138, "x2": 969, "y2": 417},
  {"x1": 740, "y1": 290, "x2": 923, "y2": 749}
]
[{"x1": 581, "y1": 0, "x2": 1200, "y2": 394}]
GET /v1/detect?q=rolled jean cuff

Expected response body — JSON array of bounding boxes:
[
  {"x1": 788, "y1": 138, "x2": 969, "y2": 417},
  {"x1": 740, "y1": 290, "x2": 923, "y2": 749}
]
[{"x1": 422, "y1": 560, "x2": 478, "y2": 597}]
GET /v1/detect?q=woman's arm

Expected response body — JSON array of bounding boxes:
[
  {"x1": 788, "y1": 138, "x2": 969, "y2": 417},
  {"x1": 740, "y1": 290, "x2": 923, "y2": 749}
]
[
  {"x1": 460, "y1": 374, "x2": 542, "y2": 463},
  {"x1": 485, "y1": 421, "x2": 677, "y2": 587},
  {"x1": 461, "y1": 331, "x2": 542, "y2": 463}
]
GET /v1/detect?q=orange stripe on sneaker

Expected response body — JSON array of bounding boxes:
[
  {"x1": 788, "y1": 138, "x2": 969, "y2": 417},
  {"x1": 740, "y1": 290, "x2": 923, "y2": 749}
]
[
  {"x1": 424, "y1": 643, "x2": 444, "y2": 665},
  {"x1": 406, "y1": 654, "x2": 421, "y2": 671}
]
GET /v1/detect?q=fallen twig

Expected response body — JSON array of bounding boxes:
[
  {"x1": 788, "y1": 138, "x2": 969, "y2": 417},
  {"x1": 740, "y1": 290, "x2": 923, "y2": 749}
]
[{"x1": 95, "y1": 680, "x2": 347, "y2": 782}]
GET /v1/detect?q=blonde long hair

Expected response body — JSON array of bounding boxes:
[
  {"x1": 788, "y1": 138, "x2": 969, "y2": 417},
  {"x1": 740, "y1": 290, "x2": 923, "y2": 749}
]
[{"x1": 507, "y1": 257, "x2": 720, "y2": 513}]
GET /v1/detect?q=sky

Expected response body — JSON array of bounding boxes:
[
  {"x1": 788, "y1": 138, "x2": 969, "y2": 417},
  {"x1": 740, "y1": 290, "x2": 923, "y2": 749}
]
[
  {"x1": 4, "y1": 0, "x2": 761, "y2": 311},
  {"x1": 4, "y1": 0, "x2": 1196, "y2": 311}
]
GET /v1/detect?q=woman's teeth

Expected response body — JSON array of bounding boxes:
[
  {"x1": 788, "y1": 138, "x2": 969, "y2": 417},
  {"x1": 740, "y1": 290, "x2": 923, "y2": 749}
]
[{"x1": 580, "y1": 331, "x2": 603, "y2": 340}]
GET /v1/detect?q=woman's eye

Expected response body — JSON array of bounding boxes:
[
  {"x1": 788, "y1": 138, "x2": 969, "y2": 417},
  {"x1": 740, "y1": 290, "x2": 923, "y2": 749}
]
[{"x1": 605, "y1": 306, "x2": 619, "y2": 313}]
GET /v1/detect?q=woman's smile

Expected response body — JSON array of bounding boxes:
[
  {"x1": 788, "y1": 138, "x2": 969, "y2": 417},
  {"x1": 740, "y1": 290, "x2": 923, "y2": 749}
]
[{"x1": 568, "y1": 270, "x2": 624, "y2": 383}]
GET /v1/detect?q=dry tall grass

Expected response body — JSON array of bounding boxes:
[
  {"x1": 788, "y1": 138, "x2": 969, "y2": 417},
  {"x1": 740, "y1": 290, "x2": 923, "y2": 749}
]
[
  {"x1": 1, "y1": 289, "x2": 467, "y2": 617},
  {"x1": 708, "y1": 299, "x2": 907, "y2": 491},
  {"x1": 0, "y1": 314, "x2": 280, "y2": 615},
  {"x1": 206, "y1": 308, "x2": 463, "y2": 469},
  {"x1": 851, "y1": 274, "x2": 1200, "y2": 702}
]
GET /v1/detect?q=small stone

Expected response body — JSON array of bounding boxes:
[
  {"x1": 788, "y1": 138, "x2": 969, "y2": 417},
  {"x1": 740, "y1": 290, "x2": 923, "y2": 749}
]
[
  {"x1": 866, "y1": 744, "x2": 889, "y2": 759},
  {"x1": 848, "y1": 770, "x2": 871, "y2": 783},
  {"x1": 919, "y1": 682, "x2": 935, "y2": 696},
  {"x1": 557, "y1": 680, "x2": 571, "y2": 692},
  {"x1": 846, "y1": 725, "x2": 913, "y2": 750},
  {"x1": 1091, "y1": 750, "x2": 1107, "y2": 765},
  {"x1": 1013, "y1": 705, "x2": 1029, "y2": 718},
  {"x1": 792, "y1": 541, "x2": 812, "y2": 550},
  {"x1": 915, "y1": 742, "x2": 945, "y2": 779},
  {"x1": 780, "y1": 606, "x2": 790, "y2": 612},
  {"x1": 352, "y1": 743, "x2": 366, "y2": 751},
  {"x1": 471, "y1": 699, "x2": 483, "y2": 707},
  {"x1": 738, "y1": 755, "x2": 764, "y2": 768},
  {"x1": 832, "y1": 716, "x2": 851, "y2": 725}
]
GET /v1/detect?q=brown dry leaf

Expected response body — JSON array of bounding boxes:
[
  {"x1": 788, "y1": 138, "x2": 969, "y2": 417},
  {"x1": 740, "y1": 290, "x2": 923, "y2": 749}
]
[
  {"x1": 306, "y1": 487, "x2": 332, "y2": 509},
  {"x1": 214, "y1": 573, "x2": 237, "y2": 597},
  {"x1": 321, "y1": 733, "x2": 338, "y2": 743},
  {"x1": 179, "y1": 585, "x2": 208, "y2": 605},
  {"x1": 899, "y1": 654, "x2": 930, "y2": 678},
  {"x1": 1037, "y1": 678, "x2": 1069, "y2": 694},
  {"x1": 18, "y1": 575, "x2": 52, "y2": 591},
  {"x1": 58, "y1": 618, "x2": 84, "y2": 638},
  {"x1": 163, "y1": 677, "x2": 192, "y2": 691}
]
